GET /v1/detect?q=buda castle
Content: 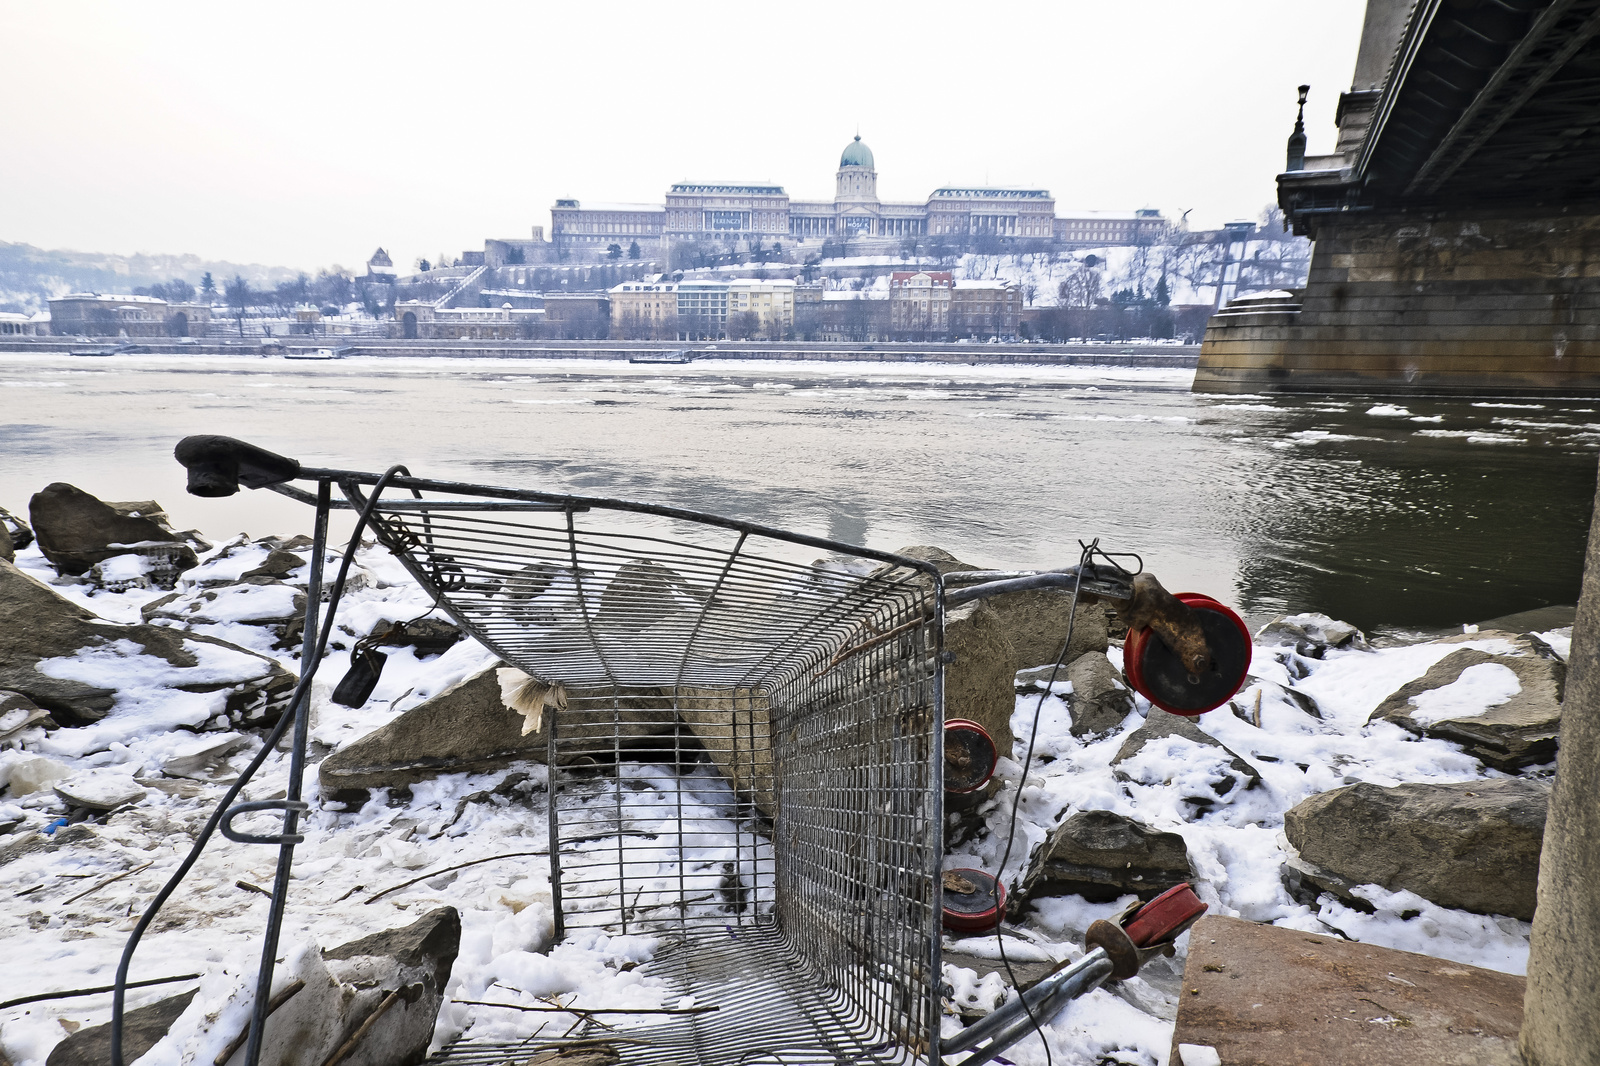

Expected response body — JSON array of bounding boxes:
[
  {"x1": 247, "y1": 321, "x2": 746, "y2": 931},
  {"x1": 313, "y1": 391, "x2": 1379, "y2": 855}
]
[{"x1": 540, "y1": 136, "x2": 1166, "y2": 260}]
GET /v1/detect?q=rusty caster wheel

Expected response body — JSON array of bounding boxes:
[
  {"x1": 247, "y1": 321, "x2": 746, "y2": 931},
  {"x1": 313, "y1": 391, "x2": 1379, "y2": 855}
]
[
  {"x1": 944, "y1": 718, "x2": 998, "y2": 794},
  {"x1": 1124, "y1": 593, "x2": 1251, "y2": 716},
  {"x1": 941, "y1": 868, "x2": 1006, "y2": 934}
]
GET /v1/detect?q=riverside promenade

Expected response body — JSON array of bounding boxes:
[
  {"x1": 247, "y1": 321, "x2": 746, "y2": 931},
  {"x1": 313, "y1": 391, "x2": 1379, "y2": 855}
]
[{"x1": 0, "y1": 337, "x2": 1200, "y2": 367}]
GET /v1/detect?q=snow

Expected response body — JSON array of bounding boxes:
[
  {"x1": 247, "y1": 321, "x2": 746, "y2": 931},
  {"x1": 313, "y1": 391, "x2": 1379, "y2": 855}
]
[
  {"x1": 0, "y1": 531, "x2": 1554, "y2": 1066},
  {"x1": 1406, "y1": 663, "x2": 1521, "y2": 725}
]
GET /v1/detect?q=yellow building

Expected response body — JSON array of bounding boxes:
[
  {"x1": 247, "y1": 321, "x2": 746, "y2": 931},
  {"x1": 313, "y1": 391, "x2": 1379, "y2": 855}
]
[
  {"x1": 609, "y1": 280, "x2": 680, "y2": 339},
  {"x1": 726, "y1": 279, "x2": 794, "y2": 339}
]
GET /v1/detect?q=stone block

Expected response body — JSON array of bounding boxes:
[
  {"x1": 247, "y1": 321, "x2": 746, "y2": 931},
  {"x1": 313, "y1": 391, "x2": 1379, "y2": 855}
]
[{"x1": 1171, "y1": 915, "x2": 1523, "y2": 1066}]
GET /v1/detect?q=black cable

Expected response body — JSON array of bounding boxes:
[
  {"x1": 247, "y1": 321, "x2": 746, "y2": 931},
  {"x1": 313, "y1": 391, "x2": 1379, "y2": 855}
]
[
  {"x1": 110, "y1": 466, "x2": 409, "y2": 1066},
  {"x1": 989, "y1": 538, "x2": 1139, "y2": 1065}
]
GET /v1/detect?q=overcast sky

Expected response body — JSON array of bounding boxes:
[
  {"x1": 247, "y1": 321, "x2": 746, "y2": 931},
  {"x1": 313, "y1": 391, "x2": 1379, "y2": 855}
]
[{"x1": 1, "y1": 1, "x2": 1368, "y2": 274}]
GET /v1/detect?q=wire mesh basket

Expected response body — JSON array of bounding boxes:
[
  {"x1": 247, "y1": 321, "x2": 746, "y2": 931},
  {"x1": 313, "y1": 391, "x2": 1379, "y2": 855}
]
[{"x1": 332, "y1": 472, "x2": 949, "y2": 1064}]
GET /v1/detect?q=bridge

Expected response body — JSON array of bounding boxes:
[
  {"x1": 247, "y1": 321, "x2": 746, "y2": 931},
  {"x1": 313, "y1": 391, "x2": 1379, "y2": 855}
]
[{"x1": 1195, "y1": 0, "x2": 1600, "y2": 394}]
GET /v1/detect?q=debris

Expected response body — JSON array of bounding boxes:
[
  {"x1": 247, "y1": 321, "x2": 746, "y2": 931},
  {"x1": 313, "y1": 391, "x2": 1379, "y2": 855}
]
[{"x1": 364, "y1": 850, "x2": 551, "y2": 904}]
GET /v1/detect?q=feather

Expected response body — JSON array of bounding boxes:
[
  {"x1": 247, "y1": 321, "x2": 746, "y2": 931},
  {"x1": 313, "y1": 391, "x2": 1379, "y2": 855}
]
[{"x1": 497, "y1": 667, "x2": 567, "y2": 736}]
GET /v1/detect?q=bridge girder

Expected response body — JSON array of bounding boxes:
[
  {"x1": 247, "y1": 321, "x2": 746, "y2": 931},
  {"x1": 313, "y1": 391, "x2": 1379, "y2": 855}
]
[{"x1": 1283, "y1": 0, "x2": 1600, "y2": 232}]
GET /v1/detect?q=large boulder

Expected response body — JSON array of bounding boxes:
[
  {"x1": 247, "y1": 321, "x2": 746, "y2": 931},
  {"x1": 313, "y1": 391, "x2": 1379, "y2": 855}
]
[
  {"x1": 943, "y1": 600, "x2": 1019, "y2": 766},
  {"x1": 989, "y1": 593, "x2": 1110, "y2": 670},
  {"x1": 28, "y1": 483, "x2": 199, "y2": 586},
  {"x1": 0, "y1": 558, "x2": 296, "y2": 726},
  {"x1": 873, "y1": 549, "x2": 1017, "y2": 762},
  {"x1": 1283, "y1": 778, "x2": 1549, "y2": 921},
  {"x1": 218, "y1": 907, "x2": 460, "y2": 1066},
  {"x1": 889, "y1": 545, "x2": 1108, "y2": 667},
  {"x1": 1017, "y1": 809, "x2": 1194, "y2": 904},
  {"x1": 46, "y1": 988, "x2": 197, "y2": 1066},
  {"x1": 319, "y1": 666, "x2": 675, "y2": 796},
  {"x1": 321, "y1": 665, "x2": 549, "y2": 795},
  {"x1": 1111, "y1": 710, "x2": 1261, "y2": 806},
  {"x1": 1369, "y1": 647, "x2": 1563, "y2": 771}
]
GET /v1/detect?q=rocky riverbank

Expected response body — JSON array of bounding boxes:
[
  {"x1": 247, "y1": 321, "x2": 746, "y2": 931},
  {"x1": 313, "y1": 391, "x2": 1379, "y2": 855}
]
[{"x1": 0, "y1": 484, "x2": 1570, "y2": 1066}]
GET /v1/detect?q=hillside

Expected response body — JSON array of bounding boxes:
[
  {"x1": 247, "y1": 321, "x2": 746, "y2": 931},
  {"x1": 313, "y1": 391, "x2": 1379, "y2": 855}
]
[{"x1": 0, "y1": 241, "x2": 305, "y2": 314}]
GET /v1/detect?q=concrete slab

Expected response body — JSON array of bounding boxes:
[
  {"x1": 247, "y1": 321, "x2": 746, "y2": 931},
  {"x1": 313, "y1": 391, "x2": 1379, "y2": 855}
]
[{"x1": 1170, "y1": 916, "x2": 1523, "y2": 1066}]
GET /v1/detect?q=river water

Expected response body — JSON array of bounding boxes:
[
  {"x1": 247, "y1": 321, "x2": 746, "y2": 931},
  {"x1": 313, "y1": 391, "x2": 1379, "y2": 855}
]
[{"x1": 2, "y1": 352, "x2": 1594, "y2": 636}]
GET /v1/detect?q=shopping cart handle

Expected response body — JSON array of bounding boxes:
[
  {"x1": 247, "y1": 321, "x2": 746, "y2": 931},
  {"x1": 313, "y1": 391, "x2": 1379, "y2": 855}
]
[{"x1": 174, "y1": 435, "x2": 301, "y2": 497}]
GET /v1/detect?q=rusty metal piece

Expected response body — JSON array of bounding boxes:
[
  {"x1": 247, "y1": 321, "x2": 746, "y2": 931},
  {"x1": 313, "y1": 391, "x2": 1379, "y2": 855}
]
[
  {"x1": 1085, "y1": 918, "x2": 1144, "y2": 980},
  {"x1": 1120, "y1": 572, "x2": 1212, "y2": 676}
]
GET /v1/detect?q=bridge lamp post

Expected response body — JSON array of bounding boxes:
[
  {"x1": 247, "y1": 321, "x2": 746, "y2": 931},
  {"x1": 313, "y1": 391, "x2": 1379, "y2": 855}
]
[{"x1": 1285, "y1": 84, "x2": 1310, "y2": 172}]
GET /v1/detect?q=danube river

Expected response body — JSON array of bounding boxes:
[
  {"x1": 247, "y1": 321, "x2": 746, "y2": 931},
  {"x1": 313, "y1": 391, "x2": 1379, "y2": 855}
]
[{"x1": 3, "y1": 353, "x2": 1594, "y2": 636}]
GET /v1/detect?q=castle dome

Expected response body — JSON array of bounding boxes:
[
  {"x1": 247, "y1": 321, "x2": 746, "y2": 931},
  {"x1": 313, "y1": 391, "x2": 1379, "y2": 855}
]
[{"x1": 839, "y1": 135, "x2": 875, "y2": 169}]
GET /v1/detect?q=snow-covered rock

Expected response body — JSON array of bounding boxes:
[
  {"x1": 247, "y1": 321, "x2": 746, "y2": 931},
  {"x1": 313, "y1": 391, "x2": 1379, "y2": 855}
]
[
  {"x1": 0, "y1": 558, "x2": 297, "y2": 730},
  {"x1": 1368, "y1": 646, "x2": 1563, "y2": 771},
  {"x1": 52, "y1": 771, "x2": 147, "y2": 812},
  {"x1": 28, "y1": 483, "x2": 199, "y2": 588}
]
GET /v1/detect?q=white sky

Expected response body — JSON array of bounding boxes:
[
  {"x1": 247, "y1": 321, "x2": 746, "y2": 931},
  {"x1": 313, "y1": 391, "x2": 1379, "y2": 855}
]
[{"x1": 0, "y1": 1, "x2": 1368, "y2": 274}]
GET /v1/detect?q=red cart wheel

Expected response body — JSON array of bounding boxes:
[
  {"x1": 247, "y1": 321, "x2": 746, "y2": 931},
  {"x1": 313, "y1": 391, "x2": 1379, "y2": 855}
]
[
  {"x1": 1123, "y1": 882, "x2": 1208, "y2": 946},
  {"x1": 1125, "y1": 593, "x2": 1251, "y2": 716},
  {"x1": 944, "y1": 719, "x2": 998, "y2": 794},
  {"x1": 942, "y1": 868, "x2": 1006, "y2": 933}
]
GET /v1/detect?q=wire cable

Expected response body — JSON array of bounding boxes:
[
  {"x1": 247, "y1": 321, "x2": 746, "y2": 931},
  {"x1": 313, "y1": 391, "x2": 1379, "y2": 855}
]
[
  {"x1": 989, "y1": 538, "x2": 1139, "y2": 1066},
  {"x1": 110, "y1": 466, "x2": 409, "y2": 1066}
]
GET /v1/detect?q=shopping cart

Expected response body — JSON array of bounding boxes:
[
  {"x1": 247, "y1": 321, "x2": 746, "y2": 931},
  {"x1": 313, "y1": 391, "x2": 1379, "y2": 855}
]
[{"x1": 110, "y1": 436, "x2": 1241, "y2": 1066}]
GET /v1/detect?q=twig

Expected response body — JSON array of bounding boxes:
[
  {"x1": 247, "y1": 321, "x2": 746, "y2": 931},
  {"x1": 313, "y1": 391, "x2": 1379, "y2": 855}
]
[
  {"x1": 64, "y1": 861, "x2": 154, "y2": 905},
  {"x1": 452, "y1": 1000, "x2": 718, "y2": 1016},
  {"x1": 820, "y1": 612, "x2": 930, "y2": 673},
  {"x1": 1251, "y1": 689, "x2": 1263, "y2": 728},
  {"x1": 213, "y1": 979, "x2": 305, "y2": 1065},
  {"x1": 321, "y1": 987, "x2": 400, "y2": 1066},
  {"x1": 236, "y1": 879, "x2": 273, "y2": 899},
  {"x1": 363, "y1": 850, "x2": 549, "y2": 904},
  {"x1": 0, "y1": 973, "x2": 201, "y2": 1011}
]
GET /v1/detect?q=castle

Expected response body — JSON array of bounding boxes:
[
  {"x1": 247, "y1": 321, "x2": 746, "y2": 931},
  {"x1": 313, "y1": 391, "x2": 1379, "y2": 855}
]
[{"x1": 526, "y1": 136, "x2": 1166, "y2": 262}]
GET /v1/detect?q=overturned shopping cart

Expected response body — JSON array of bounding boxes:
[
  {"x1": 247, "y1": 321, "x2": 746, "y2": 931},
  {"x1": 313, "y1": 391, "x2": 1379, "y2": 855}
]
[{"x1": 113, "y1": 436, "x2": 1238, "y2": 1066}]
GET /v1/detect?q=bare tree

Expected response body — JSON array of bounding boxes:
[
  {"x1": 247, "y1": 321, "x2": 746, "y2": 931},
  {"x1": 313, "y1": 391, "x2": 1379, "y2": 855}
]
[{"x1": 1058, "y1": 265, "x2": 1103, "y2": 309}]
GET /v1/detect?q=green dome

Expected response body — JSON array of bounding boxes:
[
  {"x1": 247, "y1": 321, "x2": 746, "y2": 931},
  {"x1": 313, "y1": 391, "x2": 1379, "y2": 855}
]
[{"x1": 840, "y1": 135, "x2": 874, "y2": 169}]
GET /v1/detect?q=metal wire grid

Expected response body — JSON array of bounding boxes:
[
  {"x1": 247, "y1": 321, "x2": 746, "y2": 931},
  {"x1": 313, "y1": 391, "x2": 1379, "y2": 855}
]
[
  {"x1": 331, "y1": 479, "x2": 944, "y2": 1064},
  {"x1": 427, "y1": 926, "x2": 913, "y2": 1065}
]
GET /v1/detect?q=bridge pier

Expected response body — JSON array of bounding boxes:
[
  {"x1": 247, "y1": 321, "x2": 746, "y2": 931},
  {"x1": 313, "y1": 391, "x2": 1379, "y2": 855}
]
[{"x1": 1195, "y1": 207, "x2": 1600, "y2": 395}]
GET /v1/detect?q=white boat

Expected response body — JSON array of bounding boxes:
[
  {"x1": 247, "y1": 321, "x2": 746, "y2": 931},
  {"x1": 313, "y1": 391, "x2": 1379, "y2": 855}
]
[{"x1": 628, "y1": 348, "x2": 695, "y2": 365}]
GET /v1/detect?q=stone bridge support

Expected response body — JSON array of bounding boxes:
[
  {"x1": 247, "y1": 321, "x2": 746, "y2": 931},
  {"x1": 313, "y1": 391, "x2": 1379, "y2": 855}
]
[
  {"x1": 1522, "y1": 458, "x2": 1600, "y2": 1066},
  {"x1": 1195, "y1": 208, "x2": 1600, "y2": 395}
]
